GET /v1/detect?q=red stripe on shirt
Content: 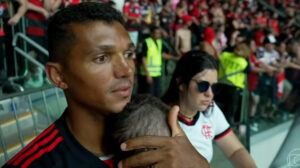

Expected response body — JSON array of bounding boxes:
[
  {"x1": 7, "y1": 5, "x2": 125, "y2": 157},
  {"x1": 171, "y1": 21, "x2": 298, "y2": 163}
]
[
  {"x1": 26, "y1": 27, "x2": 45, "y2": 36},
  {"x1": 214, "y1": 128, "x2": 232, "y2": 140},
  {"x1": 13, "y1": 129, "x2": 60, "y2": 166},
  {"x1": 28, "y1": 0, "x2": 43, "y2": 7},
  {"x1": 7, "y1": 124, "x2": 56, "y2": 165},
  {"x1": 0, "y1": 2, "x2": 8, "y2": 9},
  {"x1": 20, "y1": 137, "x2": 64, "y2": 168},
  {"x1": 178, "y1": 113, "x2": 196, "y2": 126},
  {"x1": 26, "y1": 12, "x2": 46, "y2": 21},
  {"x1": 0, "y1": 28, "x2": 5, "y2": 36},
  {"x1": 71, "y1": 0, "x2": 81, "y2": 5},
  {"x1": 103, "y1": 158, "x2": 114, "y2": 168}
]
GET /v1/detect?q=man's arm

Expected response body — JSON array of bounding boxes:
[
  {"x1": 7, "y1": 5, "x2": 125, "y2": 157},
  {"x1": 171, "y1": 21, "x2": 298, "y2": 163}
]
[
  {"x1": 140, "y1": 42, "x2": 152, "y2": 84},
  {"x1": 162, "y1": 53, "x2": 179, "y2": 61},
  {"x1": 141, "y1": 56, "x2": 153, "y2": 84},
  {"x1": 28, "y1": 2, "x2": 49, "y2": 19},
  {"x1": 250, "y1": 64, "x2": 266, "y2": 73},
  {"x1": 216, "y1": 132, "x2": 257, "y2": 168},
  {"x1": 8, "y1": 0, "x2": 28, "y2": 25},
  {"x1": 282, "y1": 57, "x2": 300, "y2": 70},
  {"x1": 51, "y1": 0, "x2": 62, "y2": 12},
  {"x1": 175, "y1": 30, "x2": 181, "y2": 57},
  {"x1": 118, "y1": 106, "x2": 210, "y2": 168}
]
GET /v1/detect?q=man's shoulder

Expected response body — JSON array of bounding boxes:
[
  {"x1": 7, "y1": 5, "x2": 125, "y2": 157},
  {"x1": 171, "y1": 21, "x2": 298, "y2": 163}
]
[
  {"x1": 2, "y1": 117, "x2": 110, "y2": 168},
  {"x1": 3, "y1": 122, "x2": 65, "y2": 168}
]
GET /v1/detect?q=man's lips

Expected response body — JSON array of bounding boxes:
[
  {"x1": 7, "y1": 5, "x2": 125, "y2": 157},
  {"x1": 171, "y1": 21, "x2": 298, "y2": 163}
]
[{"x1": 112, "y1": 85, "x2": 132, "y2": 97}]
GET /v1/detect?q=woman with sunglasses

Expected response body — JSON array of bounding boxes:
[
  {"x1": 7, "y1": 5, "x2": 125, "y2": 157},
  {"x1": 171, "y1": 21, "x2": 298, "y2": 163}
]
[{"x1": 162, "y1": 50, "x2": 257, "y2": 167}]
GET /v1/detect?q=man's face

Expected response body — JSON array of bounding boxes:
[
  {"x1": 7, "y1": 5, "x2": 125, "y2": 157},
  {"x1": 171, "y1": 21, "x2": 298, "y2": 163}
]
[
  {"x1": 62, "y1": 21, "x2": 135, "y2": 115},
  {"x1": 151, "y1": 29, "x2": 161, "y2": 40},
  {"x1": 265, "y1": 43, "x2": 274, "y2": 52}
]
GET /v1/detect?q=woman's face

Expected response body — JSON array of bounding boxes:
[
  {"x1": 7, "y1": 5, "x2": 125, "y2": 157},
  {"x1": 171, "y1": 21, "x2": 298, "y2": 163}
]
[{"x1": 180, "y1": 69, "x2": 218, "y2": 112}]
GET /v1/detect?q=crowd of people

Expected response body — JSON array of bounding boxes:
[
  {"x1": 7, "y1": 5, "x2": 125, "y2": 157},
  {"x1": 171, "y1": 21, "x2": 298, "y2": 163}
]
[{"x1": 2, "y1": 0, "x2": 299, "y2": 127}]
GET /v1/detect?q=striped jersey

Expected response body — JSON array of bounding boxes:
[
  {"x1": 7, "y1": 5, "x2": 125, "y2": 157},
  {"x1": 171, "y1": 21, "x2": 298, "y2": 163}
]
[{"x1": 3, "y1": 114, "x2": 112, "y2": 168}]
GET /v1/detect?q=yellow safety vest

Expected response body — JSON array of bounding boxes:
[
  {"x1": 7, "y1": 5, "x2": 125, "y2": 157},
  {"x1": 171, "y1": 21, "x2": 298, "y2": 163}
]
[
  {"x1": 140, "y1": 37, "x2": 162, "y2": 77},
  {"x1": 218, "y1": 52, "x2": 248, "y2": 88}
]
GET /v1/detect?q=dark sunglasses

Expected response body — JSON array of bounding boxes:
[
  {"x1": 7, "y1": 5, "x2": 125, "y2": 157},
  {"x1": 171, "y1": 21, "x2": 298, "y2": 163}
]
[{"x1": 191, "y1": 79, "x2": 221, "y2": 94}]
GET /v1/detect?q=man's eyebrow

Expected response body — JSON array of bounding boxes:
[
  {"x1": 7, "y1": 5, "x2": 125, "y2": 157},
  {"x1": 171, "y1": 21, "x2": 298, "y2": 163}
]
[{"x1": 96, "y1": 45, "x2": 116, "y2": 51}]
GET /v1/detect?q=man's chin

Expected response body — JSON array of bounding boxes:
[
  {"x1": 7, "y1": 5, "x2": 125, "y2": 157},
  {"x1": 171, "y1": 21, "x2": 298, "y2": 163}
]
[{"x1": 111, "y1": 96, "x2": 132, "y2": 114}]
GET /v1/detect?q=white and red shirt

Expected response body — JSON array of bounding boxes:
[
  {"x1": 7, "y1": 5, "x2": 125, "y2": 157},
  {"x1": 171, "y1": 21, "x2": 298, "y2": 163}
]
[{"x1": 178, "y1": 102, "x2": 231, "y2": 162}]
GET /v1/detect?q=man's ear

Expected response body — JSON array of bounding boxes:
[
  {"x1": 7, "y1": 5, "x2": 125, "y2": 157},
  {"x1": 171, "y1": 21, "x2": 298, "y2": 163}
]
[{"x1": 45, "y1": 62, "x2": 68, "y2": 89}]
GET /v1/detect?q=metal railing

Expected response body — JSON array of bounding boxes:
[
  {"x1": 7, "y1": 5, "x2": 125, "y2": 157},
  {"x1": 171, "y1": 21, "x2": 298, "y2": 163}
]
[
  {"x1": 12, "y1": 32, "x2": 48, "y2": 71},
  {"x1": 256, "y1": 0, "x2": 286, "y2": 18},
  {"x1": 0, "y1": 85, "x2": 67, "y2": 166}
]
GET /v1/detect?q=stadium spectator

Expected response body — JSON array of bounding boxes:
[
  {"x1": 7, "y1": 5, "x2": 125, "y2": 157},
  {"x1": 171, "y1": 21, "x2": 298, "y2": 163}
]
[
  {"x1": 162, "y1": 50, "x2": 257, "y2": 167},
  {"x1": 0, "y1": 0, "x2": 28, "y2": 81},
  {"x1": 138, "y1": 26, "x2": 177, "y2": 97},
  {"x1": 175, "y1": 15, "x2": 192, "y2": 57},
  {"x1": 217, "y1": 42, "x2": 252, "y2": 124},
  {"x1": 200, "y1": 26, "x2": 219, "y2": 60},
  {"x1": 3, "y1": 3, "x2": 210, "y2": 168}
]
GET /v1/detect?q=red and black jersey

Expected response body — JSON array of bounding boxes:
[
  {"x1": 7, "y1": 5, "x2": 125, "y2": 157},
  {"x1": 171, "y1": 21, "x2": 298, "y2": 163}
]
[
  {"x1": 0, "y1": 2, "x2": 8, "y2": 36},
  {"x1": 26, "y1": 0, "x2": 45, "y2": 21},
  {"x1": 26, "y1": 0, "x2": 47, "y2": 36},
  {"x1": 3, "y1": 112, "x2": 111, "y2": 168}
]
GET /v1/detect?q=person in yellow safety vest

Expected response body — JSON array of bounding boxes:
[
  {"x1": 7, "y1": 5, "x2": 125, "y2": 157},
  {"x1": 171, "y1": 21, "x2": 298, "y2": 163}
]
[
  {"x1": 138, "y1": 26, "x2": 178, "y2": 97},
  {"x1": 218, "y1": 43, "x2": 251, "y2": 89},
  {"x1": 217, "y1": 42, "x2": 252, "y2": 125}
]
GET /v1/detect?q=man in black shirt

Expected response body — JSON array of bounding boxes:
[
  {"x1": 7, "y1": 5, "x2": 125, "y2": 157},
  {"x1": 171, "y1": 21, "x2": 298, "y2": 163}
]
[{"x1": 3, "y1": 2, "x2": 210, "y2": 168}]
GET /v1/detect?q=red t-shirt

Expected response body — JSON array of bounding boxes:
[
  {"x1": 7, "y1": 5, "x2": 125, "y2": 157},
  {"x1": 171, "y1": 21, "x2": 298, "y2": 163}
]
[
  {"x1": 248, "y1": 54, "x2": 260, "y2": 91},
  {"x1": 276, "y1": 72, "x2": 285, "y2": 98},
  {"x1": 255, "y1": 16, "x2": 267, "y2": 26},
  {"x1": 254, "y1": 30, "x2": 265, "y2": 47},
  {"x1": 269, "y1": 19, "x2": 279, "y2": 35}
]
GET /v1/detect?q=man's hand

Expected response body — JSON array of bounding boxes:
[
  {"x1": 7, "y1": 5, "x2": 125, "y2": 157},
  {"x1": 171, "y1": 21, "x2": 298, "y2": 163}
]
[
  {"x1": 118, "y1": 106, "x2": 210, "y2": 168},
  {"x1": 146, "y1": 75, "x2": 153, "y2": 84},
  {"x1": 8, "y1": 15, "x2": 21, "y2": 26},
  {"x1": 41, "y1": 9, "x2": 50, "y2": 19}
]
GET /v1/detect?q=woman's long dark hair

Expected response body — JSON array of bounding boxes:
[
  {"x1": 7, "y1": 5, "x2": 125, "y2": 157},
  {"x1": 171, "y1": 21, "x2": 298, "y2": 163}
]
[{"x1": 162, "y1": 50, "x2": 218, "y2": 104}]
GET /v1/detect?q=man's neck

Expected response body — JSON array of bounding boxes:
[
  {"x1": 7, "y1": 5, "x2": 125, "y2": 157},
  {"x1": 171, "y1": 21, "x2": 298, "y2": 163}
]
[{"x1": 65, "y1": 105, "x2": 112, "y2": 157}]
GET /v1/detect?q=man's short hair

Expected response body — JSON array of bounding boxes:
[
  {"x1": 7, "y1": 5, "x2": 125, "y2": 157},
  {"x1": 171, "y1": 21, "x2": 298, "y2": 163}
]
[
  {"x1": 149, "y1": 25, "x2": 160, "y2": 33},
  {"x1": 48, "y1": 2, "x2": 125, "y2": 63},
  {"x1": 110, "y1": 94, "x2": 171, "y2": 162}
]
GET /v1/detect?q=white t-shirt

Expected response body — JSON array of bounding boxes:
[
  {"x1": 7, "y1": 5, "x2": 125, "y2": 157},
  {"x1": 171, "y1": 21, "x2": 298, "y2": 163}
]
[
  {"x1": 179, "y1": 102, "x2": 231, "y2": 162},
  {"x1": 256, "y1": 47, "x2": 279, "y2": 65}
]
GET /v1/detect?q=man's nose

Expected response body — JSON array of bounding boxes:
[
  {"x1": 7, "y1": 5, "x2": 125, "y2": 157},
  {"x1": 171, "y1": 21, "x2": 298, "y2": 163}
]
[{"x1": 113, "y1": 55, "x2": 134, "y2": 78}]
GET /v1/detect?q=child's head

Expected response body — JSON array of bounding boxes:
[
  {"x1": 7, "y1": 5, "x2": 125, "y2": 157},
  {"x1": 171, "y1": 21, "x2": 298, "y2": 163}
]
[{"x1": 111, "y1": 94, "x2": 171, "y2": 162}]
